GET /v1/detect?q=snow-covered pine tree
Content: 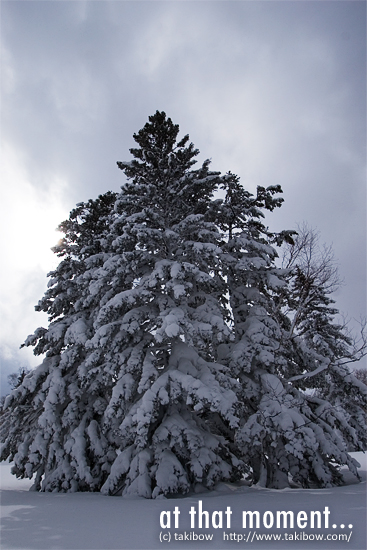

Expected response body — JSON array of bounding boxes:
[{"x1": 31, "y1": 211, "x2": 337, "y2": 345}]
[
  {"x1": 0, "y1": 112, "x2": 243, "y2": 497},
  {"x1": 0, "y1": 192, "x2": 119, "y2": 491},
  {"x1": 90, "y1": 112, "x2": 244, "y2": 497},
  {"x1": 213, "y1": 174, "x2": 301, "y2": 488}
]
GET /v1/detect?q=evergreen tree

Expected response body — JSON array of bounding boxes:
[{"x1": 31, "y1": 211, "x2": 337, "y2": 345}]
[
  {"x1": 0, "y1": 112, "x2": 243, "y2": 496},
  {"x1": 89, "y1": 112, "x2": 244, "y2": 497},
  {"x1": 0, "y1": 192, "x2": 119, "y2": 491}
]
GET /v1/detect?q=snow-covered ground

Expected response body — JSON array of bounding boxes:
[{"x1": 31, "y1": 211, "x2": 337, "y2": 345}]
[{"x1": 1, "y1": 453, "x2": 366, "y2": 550}]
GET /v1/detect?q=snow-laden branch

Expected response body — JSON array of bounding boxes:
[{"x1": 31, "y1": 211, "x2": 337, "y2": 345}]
[{"x1": 286, "y1": 360, "x2": 330, "y2": 383}]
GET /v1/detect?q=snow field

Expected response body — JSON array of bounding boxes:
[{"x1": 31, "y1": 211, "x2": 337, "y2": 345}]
[{"x1": 1, "y1": 453, "x2": 365, "y2": 550}]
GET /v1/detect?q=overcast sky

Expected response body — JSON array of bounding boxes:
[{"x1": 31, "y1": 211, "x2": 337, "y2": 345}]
[{"x1": 1, "y1": 0, "x2": 366, "y2": 394}]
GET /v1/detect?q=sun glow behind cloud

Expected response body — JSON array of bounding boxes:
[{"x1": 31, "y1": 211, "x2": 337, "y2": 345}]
[{"x1": 0, "y1": 144, "x2": 69, "y2": 382}]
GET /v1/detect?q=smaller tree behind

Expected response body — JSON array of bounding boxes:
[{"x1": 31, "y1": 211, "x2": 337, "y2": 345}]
[
  {"x1": 354, "y1": 368, "x2": 367, "y2": 385},
  {"x1": 279, "y1": 223, "x2": 367, "y2": 452},
  {"x1": 7, "y1": 367, "x2": 32, "y2": 391},
  {"x1": 231, "y1": 222, "x2": 366, "y2": 488}
]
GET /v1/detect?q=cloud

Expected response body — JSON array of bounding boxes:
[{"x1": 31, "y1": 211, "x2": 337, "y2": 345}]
[{"x1": 0, "y1": 144, "x2": 70, "y2": 391}]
